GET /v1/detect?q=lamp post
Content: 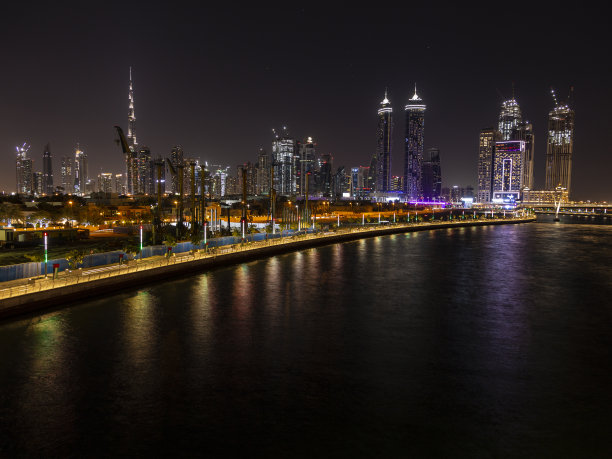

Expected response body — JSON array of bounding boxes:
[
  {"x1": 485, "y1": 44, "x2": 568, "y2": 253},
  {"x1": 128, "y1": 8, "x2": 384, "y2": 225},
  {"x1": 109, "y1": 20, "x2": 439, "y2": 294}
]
[
  {"x1": 139, "y1": 224, "x2": 143, "y2": 259},
  {"x1": 43, "y1": 232, "x2": 48, "y2": 277},
  {"x1": 362, "y1": 213, "x2": 365, "y2": 226}
]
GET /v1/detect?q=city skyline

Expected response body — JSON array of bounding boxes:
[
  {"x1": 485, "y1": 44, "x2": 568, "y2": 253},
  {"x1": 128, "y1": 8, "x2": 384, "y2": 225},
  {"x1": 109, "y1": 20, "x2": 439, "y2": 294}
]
[{"x1": 1, "y1": 5, "x2": 609, "y2": 201}]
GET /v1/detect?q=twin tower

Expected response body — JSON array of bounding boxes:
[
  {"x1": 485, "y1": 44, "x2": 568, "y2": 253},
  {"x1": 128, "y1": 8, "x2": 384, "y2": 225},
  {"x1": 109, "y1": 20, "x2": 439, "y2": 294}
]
[{"x1": 374, "y1": 87, "x2": 429, "y2": 201}]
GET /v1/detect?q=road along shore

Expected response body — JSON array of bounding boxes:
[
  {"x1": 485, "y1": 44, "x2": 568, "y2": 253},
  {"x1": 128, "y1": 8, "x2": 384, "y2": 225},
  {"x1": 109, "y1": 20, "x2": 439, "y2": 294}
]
[{"x1": 0, "y1": 217, "x2": 535, "y2": 320}]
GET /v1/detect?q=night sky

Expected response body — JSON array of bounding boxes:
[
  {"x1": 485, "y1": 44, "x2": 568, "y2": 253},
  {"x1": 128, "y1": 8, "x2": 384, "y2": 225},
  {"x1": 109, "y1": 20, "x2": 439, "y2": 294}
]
[{"x1": 1, "y1": 4, "x2": 609, "y2": 200}]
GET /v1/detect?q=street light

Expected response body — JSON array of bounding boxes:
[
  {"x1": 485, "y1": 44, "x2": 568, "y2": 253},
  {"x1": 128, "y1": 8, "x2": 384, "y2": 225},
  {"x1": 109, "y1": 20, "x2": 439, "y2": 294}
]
[{"x1": 43, "y1": 232, "x2": 48, "y2": 277}]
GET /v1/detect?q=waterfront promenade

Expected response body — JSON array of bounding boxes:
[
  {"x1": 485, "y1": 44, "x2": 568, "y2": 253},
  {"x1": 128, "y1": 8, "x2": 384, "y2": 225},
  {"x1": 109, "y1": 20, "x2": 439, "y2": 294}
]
[{"x1": 0, "y1": 216, "x2": 534, "y2": 319}]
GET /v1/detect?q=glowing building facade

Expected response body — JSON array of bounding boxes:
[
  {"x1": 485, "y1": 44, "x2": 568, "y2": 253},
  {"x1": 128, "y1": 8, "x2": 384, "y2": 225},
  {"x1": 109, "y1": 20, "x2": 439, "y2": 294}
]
[
  {"x1": 545, "y1": 103, "x2": 575, "y2": 195},
  {"x1": 42, "y1": 143, "x2": 53, "y2": 195},
  {"x1": 492, "y1": 140, "x2": 525, "y2": 203},
  {"x1": 376, "y1": 90, "x2": 393, "y2": 193},
  {"x1": 404, "y1": 86, "x2": 425, "y2": 200},
  {"x1": 477, "y1": 128, "x2": 501, "y2": 203},
  {"x1": 272, "y1": 127, "x2": 296, "y2": 196},
  {"x1": 15, "y1": 143, "x2": 32, "y2": 194}
]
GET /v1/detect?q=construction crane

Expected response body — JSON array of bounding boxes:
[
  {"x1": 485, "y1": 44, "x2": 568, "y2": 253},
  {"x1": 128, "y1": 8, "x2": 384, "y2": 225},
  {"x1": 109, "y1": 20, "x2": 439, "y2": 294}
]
[{"x1": 550, "y1": 87, "x2": 559, "y2": 107}]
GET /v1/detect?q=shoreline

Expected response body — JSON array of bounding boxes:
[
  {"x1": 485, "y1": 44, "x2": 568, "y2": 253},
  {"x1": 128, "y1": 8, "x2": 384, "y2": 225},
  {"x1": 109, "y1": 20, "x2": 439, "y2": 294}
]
[{"x1": 0, "y1": 217, "x2": 534, "y2": 320}]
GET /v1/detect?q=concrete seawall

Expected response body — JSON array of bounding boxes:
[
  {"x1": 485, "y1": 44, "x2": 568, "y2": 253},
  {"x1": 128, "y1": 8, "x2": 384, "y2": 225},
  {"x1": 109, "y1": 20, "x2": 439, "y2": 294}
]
[{"x1": 0, "y1": 217, "x2": 534, "y2": 320}]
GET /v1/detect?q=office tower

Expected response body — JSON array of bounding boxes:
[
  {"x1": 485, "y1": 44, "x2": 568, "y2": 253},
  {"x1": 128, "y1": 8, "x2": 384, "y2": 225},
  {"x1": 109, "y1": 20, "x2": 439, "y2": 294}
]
[
  {"x1": 421, "y1": 147, "x2": 442, "y2": 201},
  {"x1": 491, "y1": 140, "x2": 525, "y2": 203},
  {"x1": 61, "y1": 156, "x2": 73, "y2": 194},
  {"x1": 272, "y1": 127, "x2": 296, "y2": 196},
  {"x1": 255, "y1": 149, "x2": 270, "y2": 195},
  {"x1": 114, "y1": 174, "x2": 126, "y2": 195},
  {"x1": 404, "y1": 85, "x2": 425, "y2": 200},
  {"x1": 168, "y1": 146, "x2": 184, "y2": 194},
  {"x1": 514, "y1": 122, "x2": 535, "y2": 190},
  {"x1": 545, "y1": 88, "x2": 575, "y2": 195},
  {"x1": 497, "y1": 95, "x2": 535, "y2": 193},
  {"x1": 333, "y1": 166, "x2": 350, "y2": 198},
  {"x1": 74, "y1": 145, "x2": 88, "y2": 195},
  {"x1": 98, "y1": 173, "x2": 113, "y2": 193},
  {"x1": 33, "y1": 171, "x2": 43, "y2": 195},
  {"x1": 15, "y1": 143, "x2": 32, "y2": 194},
  {"x1": 42, "y1": 143, "x2": 53, "y2": 195},
  {"x1": 368, "y1": 154, "x2": 378, "y2": 192},
  {"x1": 376, "y1": 90, "x2": 393, "y2": 193},
  {"x1": 317, "y1": 154, "x2": 333, "y2": 197},
  {"x1": 498, "y1": 98, "x2": 522, "y2": 140},
  {"x1": 137, "y1": 146, "x2": 151, "y2": 194},
  {"x1": 451, "y1": 185, "x2": 463, "y2": 203},
  {"x1": 351, "y1": 166, "x2": 371, "y2": 199},
  {"x1": 236, "y1": 162, "x2": 255, "y2": 196},
  {"x1": 297, "y1": 137, "x2": 316, "y2": 197},
  {"x1": 477, "y1": 128, "x2": 501, "y2": 203}
]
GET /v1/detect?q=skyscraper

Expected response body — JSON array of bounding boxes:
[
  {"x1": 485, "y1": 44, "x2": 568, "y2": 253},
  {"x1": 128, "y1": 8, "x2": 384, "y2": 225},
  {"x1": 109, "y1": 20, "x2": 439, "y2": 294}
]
[
  {"x1": 491, "y1": 140, "x2": 525, "y2": 203},
  {"x1": 376, "y1": 90, "x2": 393, "y2": 193},
  {"x1": 15, "y1": 143, "x2": 32, "y2": 194},
  {"x1": 498, "y1": 98, "x2": 522, "y2": 141},
  {"x1": 61, "y1": 156, "x2": 73, "y2": 194},
  {"x1": 127, "y1": 67, "x2": 137, "y2": 151},
  {"x1": 125, "y1": 67, "x2": 139, "y2": 194},
  {"x1": 477, "y1": 128, "x2": 501, "y2": 203},
  {"x1": 255, "y1": 149, "x2": 270, "y2": 195},
  {"x1": 404, "y1": 85, "x2": 425, "y2": 200},
  {"x1": 421, "y1": 147, "x2": 442, "y2": 201},
  {"x1": 297, "y1": 137, "x2": 316, "y2": 197},
  {"x1": 545, "y1": 89, "x2": 575, "y2": 195},
  {"x1": 137, "y1": 146, "x2": 152, "y2": 194},
  {"x1": 74, "y1": 145, "x2": 88, "y2": 195},
  {"x1": 169, "y1": 146, "x2": 184, "y2": 194},
  {"x1": 272, "y1": 127, "x2": 296, "y2": 196},
  {"x1": 498, "y1": 96, "x2": 534, "y2": 192},
  {"x1": 42, "y1": 143, "x2": 53, "y2": 195}
]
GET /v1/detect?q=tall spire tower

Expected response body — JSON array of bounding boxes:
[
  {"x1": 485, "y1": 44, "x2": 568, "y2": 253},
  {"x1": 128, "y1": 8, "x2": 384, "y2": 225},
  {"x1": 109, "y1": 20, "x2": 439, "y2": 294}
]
[
  {"x1": 376, "y1": 89, "x2": 393, "y2": 193},
  {"x1": 125, "y1": 67, "x2": 139, "y2": 194},
  {"x1": 127, "y1": 66, "x2": 137, "y2": 150},
  {"x1": 404, "y1": 84, "x2": 426, "y2": 200}
]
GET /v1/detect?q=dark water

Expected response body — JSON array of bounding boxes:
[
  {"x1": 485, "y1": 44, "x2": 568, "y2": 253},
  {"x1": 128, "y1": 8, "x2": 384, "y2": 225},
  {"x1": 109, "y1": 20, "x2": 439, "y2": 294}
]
[{"x1": 1, "y1": 217, "x2": 611, "y2": 457}]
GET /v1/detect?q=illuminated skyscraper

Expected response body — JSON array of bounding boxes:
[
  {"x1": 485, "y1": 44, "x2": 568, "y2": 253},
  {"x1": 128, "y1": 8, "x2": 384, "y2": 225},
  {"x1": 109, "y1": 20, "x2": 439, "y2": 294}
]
[
  {"x1": 498, "y1": 98, "x2": 522, "y2": 141},
  {"x1": 15, "y1": 143, "x2": 32, "y2": 194},
  {"x1": 169, "y1": 146, "x2": 184, "y2": 194},
  {"x1": 545, "y1": 88, "x2": 575, "y2": 195},
  {"x1": 127, "y1": 67, "x2": 137, "y2": 151},
  {"x1": 477, "y1": 128, "x2": 501, "y2": 203},
  {"x1": 98, "y1": 173, "x2": 113, "y2": 193},
  {"x1": 42, "y1": 143, "x2": 53, "y2": 195},
  {"x1": 125, "y1": 67, "x2": 139, "y2": 194},
  {"x1": 255, "y1": 149, "x2": 270, "y2": 195},
  {"x1": 137, "y1": 146, "x2": 151, "y2": 194},
  {"x1": 297, "y1": 137, "x2": 316, "y2": 197},
  {"x1": 272, "y1": 127, "x2": 296, "y2": 196},
  {"x1": 491, "y1": 140, "x2": 525, "y2": 203},
  {"x1": 498, "y1": 96, "x2": 534, "y2": 191},
  {"x1": 61, "y1": 156, "x2": 73, "y2": 194},
  {"x1": 74, "y1": 145, "x2": 88, "y2": 195},
  {"x1": 376, "y1": 90, "x2": 393, "y2": 193},
  {"x1": 404, "y1": 85, "x2": 425, "y2": 200}
]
